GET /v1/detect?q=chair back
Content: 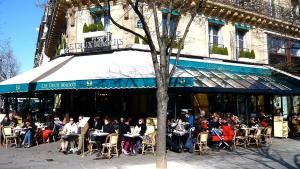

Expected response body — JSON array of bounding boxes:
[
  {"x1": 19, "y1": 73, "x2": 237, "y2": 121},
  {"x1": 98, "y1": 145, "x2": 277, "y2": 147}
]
[
  {"x1": 109, "y1": 134, "x2": 118, "y2": 145},
  {"x1": 146, "y1": 125, "x2": 155, "y2": 135},
  {"x1": 266, "y1": 127, "x2": 272, "y2": 135},
  {"x1": 255, "y1": 128, "x2": 262, "y2": 137},
  {"x1": 3, "y1": 127, "x2": 13, "y2": 137},
  {"x1": 149, "y1": 132, "x2": 157, "y2": 145},
  {"x1": 200, "y1": 132, "x2": 208, "y2": 143},
  {"x1": 244, "y1": 128, "x2": 249, "y2": 137}
]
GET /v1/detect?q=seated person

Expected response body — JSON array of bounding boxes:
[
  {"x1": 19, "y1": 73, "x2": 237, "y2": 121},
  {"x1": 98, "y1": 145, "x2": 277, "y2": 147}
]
[
  {"x1": 248, "y1": 117, "x2": 258, "y2": 128},
  {"x1": 118, "y1": 117, "x2": 131, "y2": 137},
  {"x1": 22, "y1": 120, "x2": 34, "y2": 148},
  {"x1": 210, "y1": 116, "x2": 221, "y2": 136},
  {"x1": 93, "y1": 116, "x2": 102, "y2": 130},
  {"x1": 41, "y1": 115, "x2": 54, "y2": 143},
  {"x1": 175, "y1": 119, "x2": 185, "y2": 132},
  {"x1": 103, "y1": 117, "x2": 115, "y2": 134},
  {"x1": 60, "y1": 117, "x2": 78, "y2": 154},
  {"x1": 123, "y1": 118, "x2": 146, "y2": 155},
  {"x1": 4, "y1": 112, "x2": 18, "y2": 127}
]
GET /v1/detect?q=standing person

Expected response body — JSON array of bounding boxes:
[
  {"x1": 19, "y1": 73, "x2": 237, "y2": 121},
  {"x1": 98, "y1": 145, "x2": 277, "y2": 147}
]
[
  {"x1": 77, "y1": 116, "x2": 89, "y2": 155},
  {"x1": 185, "y1": 111, "x2": 194, "y2": 128},
  {"x1": 60, "y1": 117, "x2": 78, "y2": 154}
]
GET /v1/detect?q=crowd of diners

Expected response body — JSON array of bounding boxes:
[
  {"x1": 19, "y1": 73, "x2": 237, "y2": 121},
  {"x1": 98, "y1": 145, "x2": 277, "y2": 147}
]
[{"x1": 0, "y1": 108, "x2": 285, "y2": 155}]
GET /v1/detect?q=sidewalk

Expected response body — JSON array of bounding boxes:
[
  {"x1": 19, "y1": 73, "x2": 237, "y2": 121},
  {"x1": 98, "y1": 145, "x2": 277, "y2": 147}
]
[{"x1": 0, "y1": 138, "x2": 299, "y2": 169}]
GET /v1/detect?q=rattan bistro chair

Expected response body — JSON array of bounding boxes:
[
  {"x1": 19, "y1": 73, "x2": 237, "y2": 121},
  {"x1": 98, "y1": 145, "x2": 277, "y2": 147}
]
[
  {"x1": 248, "y1": 128, "x2": 262, "y2": 147},
  {"x1": 194, "y1": 132, "x2": 208, "y2": 155},
  {"x1": 87, "y1": 129, "x2": 98, "y2": 155},
  {"x1": 2, "y1": 127, "x2": 17, "y2": 149},
  {"x1": 262, "y1": 127, "x2": 272, "y2": 145},
  {"x1": 235, "y1": 129, "x2": 248, "y2": 148},
  {"x1": 101, "y1": 133, "x2": 119, "y2": 159},
  {"x1": 142, "y1": 132, "x2": 156, "y2": 155}
]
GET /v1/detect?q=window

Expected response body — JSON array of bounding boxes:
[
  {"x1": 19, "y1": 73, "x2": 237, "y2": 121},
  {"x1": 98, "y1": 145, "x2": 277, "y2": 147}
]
[
  {"x1": 209, "y1": 25, "x2": 222, "y2": 46},
  {"x1": 162, "y1": 14, "x2": 175, "y2": 37},
  {"x1": 136, "y1": 19, "x2": 143, "y2": 29},
  {"x1": 93, "y1": 14, "x2": 110, "y2": 32},
  {"x1": 104, "y1": 15, "x2": 110, "y2": 32},
  {"x1": 236, "y1": 30, "x2": 246, "y2": 49},
  {"x1": 291, "y1": 41, "x2": 300, "y2": 57},
  {"x1": 268, "y1": 36, "x2": 285, "y2": 54}
]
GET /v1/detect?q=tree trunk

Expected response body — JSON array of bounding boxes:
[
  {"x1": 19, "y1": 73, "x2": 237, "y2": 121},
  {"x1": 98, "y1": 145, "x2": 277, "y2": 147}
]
[{"x1": 156, "y1": 81, "x2": 169, "y2": 169}]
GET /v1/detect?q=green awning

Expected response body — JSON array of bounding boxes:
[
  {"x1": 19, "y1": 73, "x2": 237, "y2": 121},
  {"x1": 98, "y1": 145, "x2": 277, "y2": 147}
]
[
  {"x1": 235, "y1": 23, "x2": 251, "y2": 30},
  {"x1": 208, "y1": 18, "x2": 225, "y2": 25}
]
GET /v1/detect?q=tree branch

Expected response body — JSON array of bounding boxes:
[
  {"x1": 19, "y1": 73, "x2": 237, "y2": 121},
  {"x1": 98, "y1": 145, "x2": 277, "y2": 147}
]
[
  {"x1": 169, "y1": 2, "x2": 204, "y2": 78},
  {"x1": 104, "y1": 0, "x2": 147, "y2": 42}
]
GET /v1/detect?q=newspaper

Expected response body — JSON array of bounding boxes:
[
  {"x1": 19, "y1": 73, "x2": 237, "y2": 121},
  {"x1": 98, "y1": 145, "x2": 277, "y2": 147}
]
[
  {"x1": 78, "y1": 117, "x2": 90, "y2": 127},
  {"x1": 0, "y1": 114, "x2": 5, "y2": 123}
]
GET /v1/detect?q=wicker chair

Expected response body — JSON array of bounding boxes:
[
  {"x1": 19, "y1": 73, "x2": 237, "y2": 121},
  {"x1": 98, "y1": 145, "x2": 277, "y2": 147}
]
[
  {"x1": 2, "y1": 127, "x2": 17, "y2": 149},
  {"x1": 193, "y1": 132, "x2": 208, "y2": 155},
  {"x1": 262, "y1": 127, "x2": 272, "y2": 145},
  {"x1": 235, "y1": 129, "x2": 248, "y2": 148},
  {"x1": 248, "y1": 128, "x2": 262, "y2": 147},
  {"x1": 87, "y1": 129, "x2": 98, "y2": 155},
  {"x1": 101, "y1": 133, "x2": 119, "y2": 159},
  {"x1": 142, "y1": 132, "x2": 156, "y2": 155}
]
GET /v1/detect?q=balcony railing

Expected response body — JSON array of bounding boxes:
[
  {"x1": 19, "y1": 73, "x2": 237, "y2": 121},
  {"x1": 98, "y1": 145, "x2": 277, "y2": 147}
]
[{"x1": 211, "y1": 0, "x2": 300, "y2": 25}]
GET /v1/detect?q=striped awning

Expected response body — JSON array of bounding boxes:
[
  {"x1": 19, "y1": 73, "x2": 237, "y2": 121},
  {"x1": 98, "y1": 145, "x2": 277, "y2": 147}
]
[{"x1": 0, "y1": 50, "x2": 300, "y2": 94}]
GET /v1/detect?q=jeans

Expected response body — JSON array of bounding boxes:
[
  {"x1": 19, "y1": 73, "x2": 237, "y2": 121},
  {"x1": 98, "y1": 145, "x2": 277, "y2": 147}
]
[{"x1": 24, "y1": 131, "x2": 31, "y2": 145}]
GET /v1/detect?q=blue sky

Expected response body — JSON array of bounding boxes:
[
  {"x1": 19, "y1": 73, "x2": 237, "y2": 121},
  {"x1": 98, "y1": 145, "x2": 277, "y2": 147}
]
[{"x1": 0, "y1": 0, "x2": 44, "y2": 73}]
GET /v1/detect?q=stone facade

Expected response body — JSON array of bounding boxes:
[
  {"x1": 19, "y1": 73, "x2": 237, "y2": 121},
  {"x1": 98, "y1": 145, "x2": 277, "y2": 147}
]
[{"x1": 34, "y1": 0, "x2": 300, "y2": 66}]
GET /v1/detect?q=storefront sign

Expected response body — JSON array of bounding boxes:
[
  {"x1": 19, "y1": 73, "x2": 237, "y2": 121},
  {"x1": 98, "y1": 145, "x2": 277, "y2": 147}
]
[{"x1": 64, "y1": 32, "x2": 123, "y2": 54}]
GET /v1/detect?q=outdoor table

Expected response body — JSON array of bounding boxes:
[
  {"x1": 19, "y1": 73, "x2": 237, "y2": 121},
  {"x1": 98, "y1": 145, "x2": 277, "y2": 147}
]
[
  {"x1": 92, "y1": 131, "x2": 109, "y2": 137},
  {"x1": 123, "y1": 133, "x2": 141, "y2": 154},
  {"x1": 171, "y1": 130, "x2": 188, "y2": 153},
  {"x1": 90, "y1": 131, "x2": 109, "y2": 156}
]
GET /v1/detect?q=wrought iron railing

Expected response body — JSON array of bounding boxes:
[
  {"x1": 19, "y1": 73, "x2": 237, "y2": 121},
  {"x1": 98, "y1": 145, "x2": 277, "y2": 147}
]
[{"x1": 211, "y1": 0, "x2": 300, "y2": 25}]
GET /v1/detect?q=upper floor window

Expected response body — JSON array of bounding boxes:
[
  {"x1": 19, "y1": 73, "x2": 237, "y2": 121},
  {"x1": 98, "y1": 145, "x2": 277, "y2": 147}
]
[
  {"x1": 237, "y1": 30, "x2": 246, "y2": 49},
  {"x1": 93, "y1": 14, "x2": 110, "y2": 32},
  {"x1": 209, "y1": 25, "x2": 222, "y2": 46},
  {"x1": 268, "y1": 36, "x2": 286, "y2": 54},
  {"x1": 291, "y1": 41, "x2": 300, "y2": 57}
]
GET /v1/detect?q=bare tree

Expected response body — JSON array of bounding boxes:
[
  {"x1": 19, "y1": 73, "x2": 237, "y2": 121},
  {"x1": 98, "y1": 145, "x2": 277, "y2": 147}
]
[
  {"x1": 93, "y1": 0, "x2": 206, "y2": 168},
  {"x1": 0, "y1": 39, "x2": 19, "y2": 81}
]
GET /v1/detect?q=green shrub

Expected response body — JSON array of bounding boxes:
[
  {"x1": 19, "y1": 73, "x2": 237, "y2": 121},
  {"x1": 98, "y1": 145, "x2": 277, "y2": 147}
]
[
  {"x1": 142, "y1": 35, "x2": 148, "y2": 44},
  {"x1": 212, "y1": 45, "x2": 228, "y2": 55},
  {"x1": 250, "y1": 50, "x2": 255, "y2": 59},
  {"x1": 239, "y1": 49, "x2": 255, "y2": 59},
  {"x1": 83, "y1": 23, "x2": 89, "y2": 33},
  {"x1": 98, "y1": 22, "x2": 104, "y2": 31},
  {"x1": 90, "y1": 24, "x2": 98, "y2": 32},
  {"x1": 134, "y1": 35, "x2": 140, "y2": 44}
]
